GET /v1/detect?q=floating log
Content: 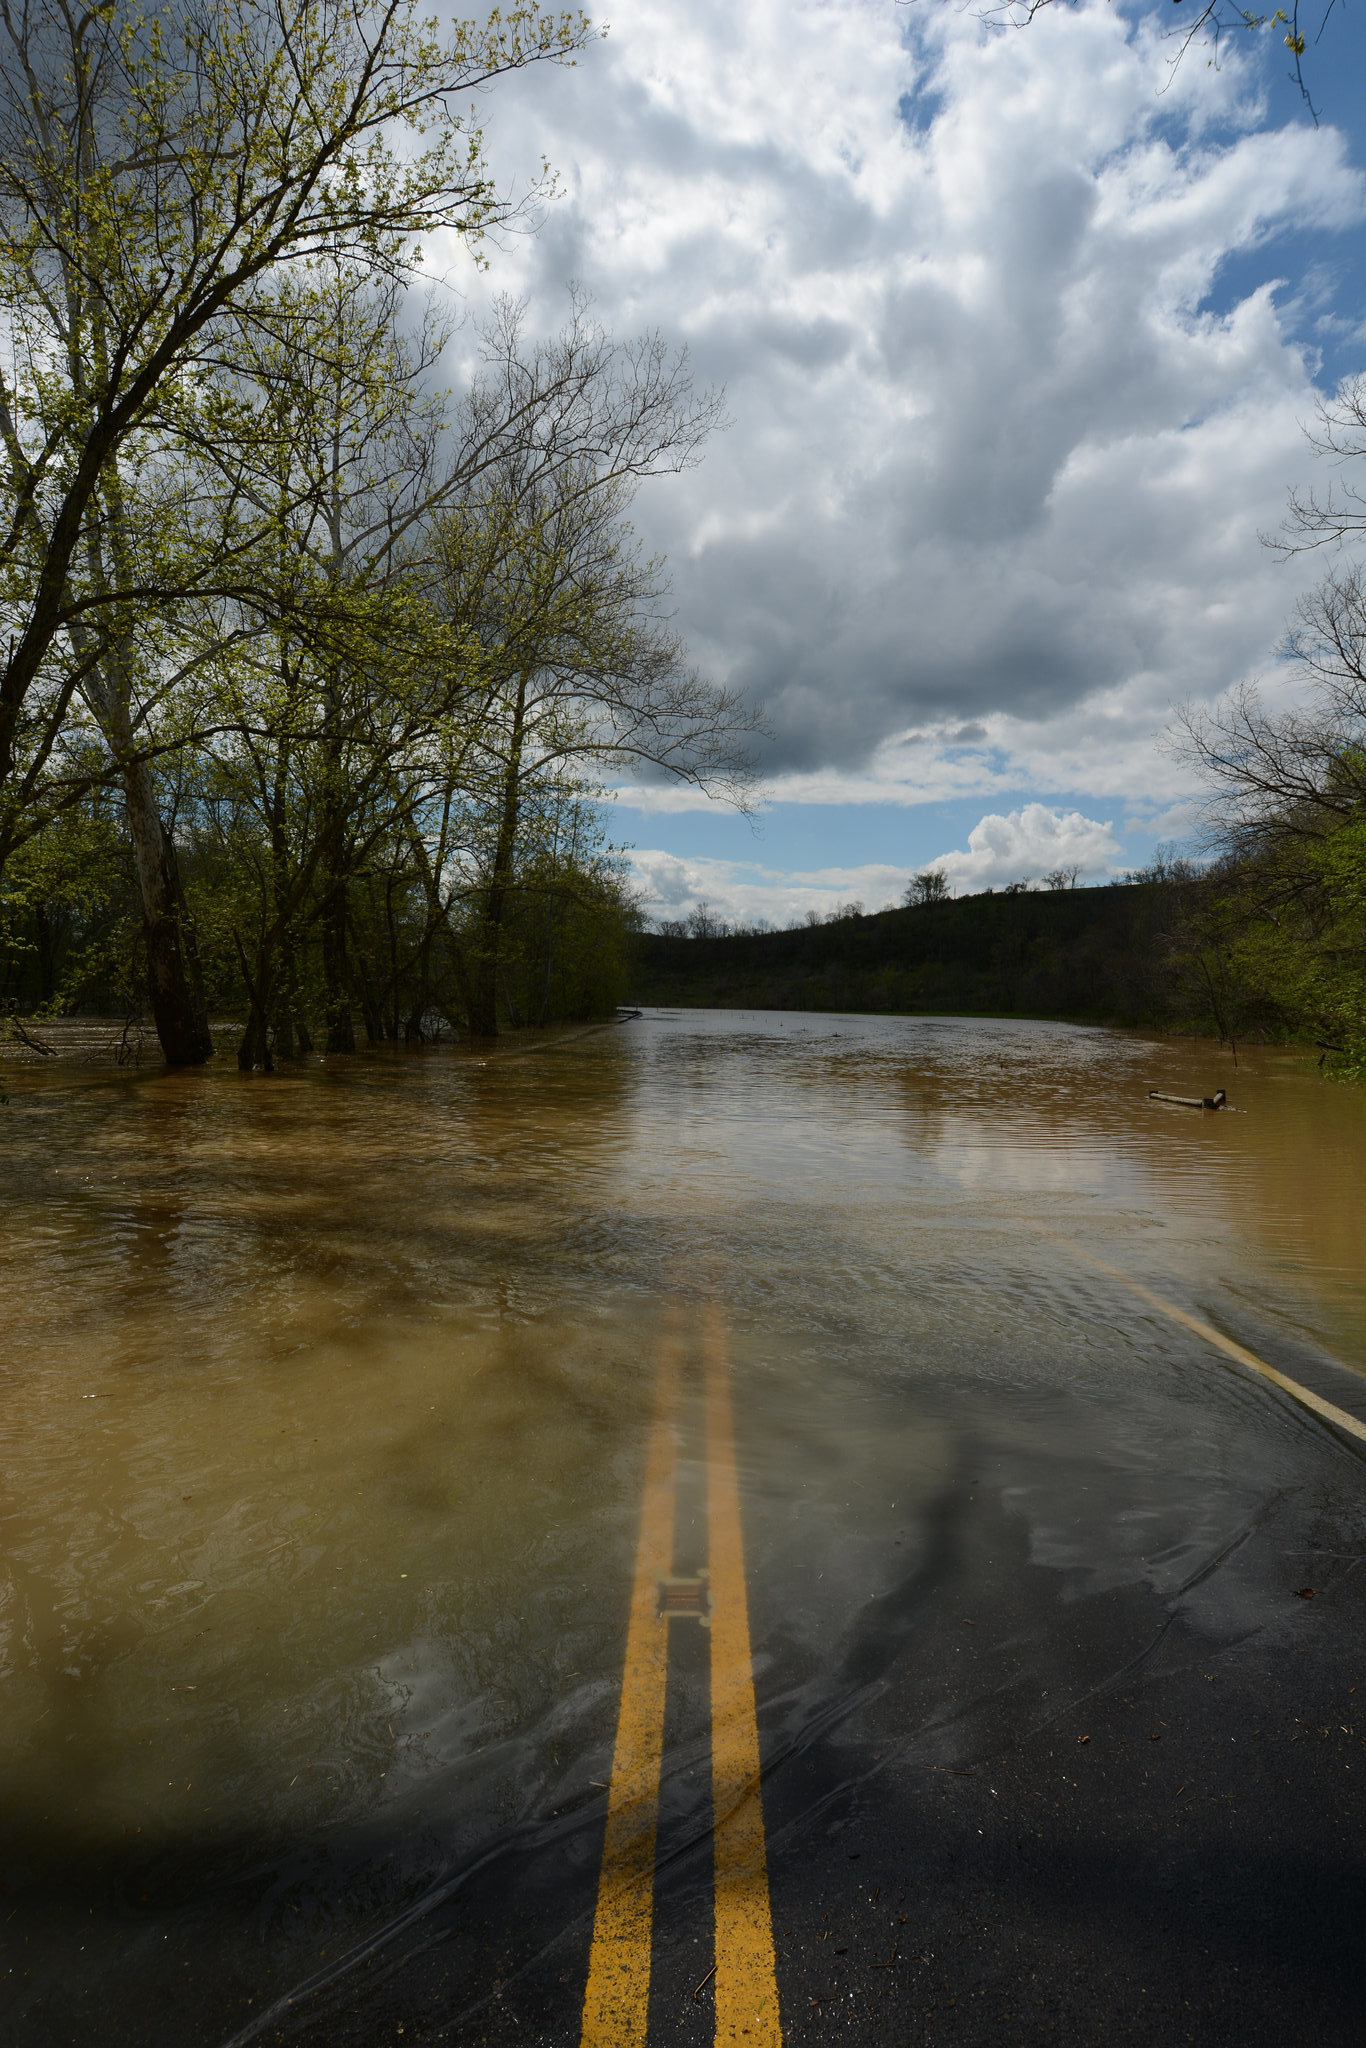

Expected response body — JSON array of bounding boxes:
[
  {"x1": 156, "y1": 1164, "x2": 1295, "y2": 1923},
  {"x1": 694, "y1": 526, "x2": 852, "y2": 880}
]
[{"x1": 1148, "y1": 1088, "x2": 1227, "y2": 1110}]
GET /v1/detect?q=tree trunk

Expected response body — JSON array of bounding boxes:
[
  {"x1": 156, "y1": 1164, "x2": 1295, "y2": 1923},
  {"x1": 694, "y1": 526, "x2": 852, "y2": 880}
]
[
  {"x1": 237, "y1": 1002, "x2": 273, "y2": 1072},
  {"x1": 285, "y1": 938, "x2": 314, "y2": 1056},
  {"x1": 122, "y1": 755, "x2": 214, "y2": 1066},
  {"x1": 321, "y1": 877, "x2": 355, "y2": 1052},
  {"x1": 468, "y1": 675, "x2": 529, "y2": 1039},
  {"x1": 272, "y1": 1002, "x2": 296, "y2": 1062},
  {"x1": 357, "y1": 952, "x2": 385, "y2": 1047},
  {"x1": 403, "y1": 925, "x2": 432, "y2": 1043},
  {"x1": 69, "y1": 464, "x2": 212, "y2": 1068},
  {"x1": 35, "y1": 901, "x2": 57, "y2": 1006},
  {"x1": 385, "y1": 875, "x2": 402, "y2": 1043},
  {"x1": 267, "y1": 749, "x2": 298, "y2": 1061},
  {"x1": 233, "y1": 930, "x2": 274, "y2": 1072}
]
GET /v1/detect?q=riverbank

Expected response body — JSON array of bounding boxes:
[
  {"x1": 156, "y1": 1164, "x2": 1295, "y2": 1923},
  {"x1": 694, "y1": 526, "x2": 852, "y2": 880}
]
[{"x1": 0, "y1": 1013, "x2": 627, "y2": 1070}]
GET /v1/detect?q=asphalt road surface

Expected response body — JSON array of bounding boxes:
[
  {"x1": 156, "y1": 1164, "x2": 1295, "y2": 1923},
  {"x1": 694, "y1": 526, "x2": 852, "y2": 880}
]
[{"x1": 3, "y1": 1012, "x2": 1365, "y2": 2047}]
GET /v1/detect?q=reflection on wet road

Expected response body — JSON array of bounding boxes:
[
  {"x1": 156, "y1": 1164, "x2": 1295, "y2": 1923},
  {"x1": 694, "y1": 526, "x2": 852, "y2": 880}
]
[{"x1": 2, "y1": 1010, "x2": 1366, "y2": 2046}]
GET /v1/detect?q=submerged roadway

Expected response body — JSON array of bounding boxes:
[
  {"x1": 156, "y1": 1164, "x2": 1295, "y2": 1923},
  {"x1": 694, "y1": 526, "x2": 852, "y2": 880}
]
[{"x1": 3, "y1": 1011, "x2": 1365, "y2": 2047}]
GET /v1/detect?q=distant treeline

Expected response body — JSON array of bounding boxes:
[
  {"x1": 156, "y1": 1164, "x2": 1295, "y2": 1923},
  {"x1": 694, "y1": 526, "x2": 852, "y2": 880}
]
[
  {"x1": 629, "y1": 856, "x2": 1364, "y2": 1072},
  {"x1": 633, "y1": 541, "x2": 1366, "y2": 1072},
  {"x1": 630, "y1": 880, "x2": 1183, "y2": 1027}
]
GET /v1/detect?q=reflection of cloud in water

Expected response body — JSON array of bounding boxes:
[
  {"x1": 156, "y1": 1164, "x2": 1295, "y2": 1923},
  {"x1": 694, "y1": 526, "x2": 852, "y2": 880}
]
[{"x1": 931, "y1": 1133, "x2": 1122, "y2": 1197}]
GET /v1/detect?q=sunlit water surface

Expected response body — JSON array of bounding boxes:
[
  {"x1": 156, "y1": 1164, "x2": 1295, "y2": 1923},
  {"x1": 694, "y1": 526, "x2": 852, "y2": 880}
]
[{"x1": 2, "y1": 1011, "x2": 1364, "y2": 2040}]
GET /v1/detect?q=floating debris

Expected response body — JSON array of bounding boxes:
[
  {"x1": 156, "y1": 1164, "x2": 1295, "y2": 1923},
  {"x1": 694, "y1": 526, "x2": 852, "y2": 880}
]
[{"x1": 1148, "y1": 1088, "x2": 1228, "y2": 1111}]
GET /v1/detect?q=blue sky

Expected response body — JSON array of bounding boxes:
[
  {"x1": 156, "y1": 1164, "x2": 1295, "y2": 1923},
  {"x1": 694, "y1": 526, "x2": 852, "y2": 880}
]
[
  {"x1": 1197, "y1": 4, "x2": 1366, "y2": 385},
  {"x1": 444, "y1": 0, "x2": 1366, "y2": 922}
]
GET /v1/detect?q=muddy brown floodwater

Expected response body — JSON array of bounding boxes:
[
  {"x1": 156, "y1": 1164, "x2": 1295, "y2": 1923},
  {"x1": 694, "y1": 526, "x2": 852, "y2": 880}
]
[{"x1": 2, "y1": 1009, "x2": 1366, "y2": 2048}]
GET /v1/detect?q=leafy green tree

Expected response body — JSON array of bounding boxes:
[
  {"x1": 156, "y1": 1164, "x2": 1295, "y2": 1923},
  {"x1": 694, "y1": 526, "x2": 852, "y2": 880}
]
[
  {"x1": 315, "y1": 296, "x2": 754, "y2": 1041},
  {"x1": 433, "y1": 466, "x2": 756, "y2": 1036},
  {"x1": 1173, "y1": 560, "x2": 1366, "y2": 1064},
  {"x1": 0, "y1": 0, "x2": 592, "y2": 1061},
  {"x1": 0, "y1": 790, "x2": 134, "y2": 1013},
  {"x1": 192, "y1": 280, "x2": 736, "y2": 1062},
  {"x1": 903, "y1": 869, "x2": 949, "y2": 907}
]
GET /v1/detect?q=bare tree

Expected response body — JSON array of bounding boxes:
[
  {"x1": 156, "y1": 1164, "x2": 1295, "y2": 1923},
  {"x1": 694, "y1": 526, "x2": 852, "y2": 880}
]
[
  {"x1": 996, "y1": 0, "x2": 1331, "y2": 122},
  {"x1": 685, "y1": 900, "x2": 729, "y2": 939},
  {"x1": 415, "y1": 313, "x2": 756, "y2": 1036},
  {"x1": 1172, "y1": 627, "x2": 1366, "y2": 856}
]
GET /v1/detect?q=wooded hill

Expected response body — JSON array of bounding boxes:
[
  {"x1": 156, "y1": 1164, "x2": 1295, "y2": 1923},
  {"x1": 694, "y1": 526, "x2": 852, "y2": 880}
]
[{"x1": 628, "y1": 883, "x2": 1188, "y2": 1027}]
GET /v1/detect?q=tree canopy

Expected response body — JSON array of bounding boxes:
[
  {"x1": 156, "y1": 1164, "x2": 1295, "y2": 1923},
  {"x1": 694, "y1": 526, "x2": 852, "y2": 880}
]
[{"x1": 0, "y1": 1, "x2": 762, "y2": 1064}]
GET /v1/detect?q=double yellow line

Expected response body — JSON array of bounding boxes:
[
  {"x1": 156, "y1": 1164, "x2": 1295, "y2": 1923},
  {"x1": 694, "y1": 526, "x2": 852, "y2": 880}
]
[{"x1": 579, "y1": 1303, "x2": 782, "y2": 2047}]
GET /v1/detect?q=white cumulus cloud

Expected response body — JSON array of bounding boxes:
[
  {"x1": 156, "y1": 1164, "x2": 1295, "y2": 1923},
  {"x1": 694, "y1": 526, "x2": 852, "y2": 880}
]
[
  {"x1": 439, "y1": 0, "x2": 1366, "y2": 861},
  {"x1": 628, "y1": 802, "x2": 1120, "y2": 923},
  {"x1": 925, "y1": 803, "x2": 1122, "y2": 892},
  {"x1": 630, "y1": 848, "x2": 915, "y2": 926}
]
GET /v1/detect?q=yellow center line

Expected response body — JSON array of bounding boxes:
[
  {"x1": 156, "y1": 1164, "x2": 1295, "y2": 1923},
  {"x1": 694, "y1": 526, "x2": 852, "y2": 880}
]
[
  {"x1": 704, "y1": 1301, "x2": 783, "y2": 2047},
  {"x1": 579, "y1": 1310, "x2": 683, "y2": 2046},
  {"x1": 1062, "y1": 1241, "x2": 1366, "y2": 1447}
]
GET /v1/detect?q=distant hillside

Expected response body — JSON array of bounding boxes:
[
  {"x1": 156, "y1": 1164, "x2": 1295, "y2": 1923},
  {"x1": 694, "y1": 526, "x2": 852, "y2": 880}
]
[{"x1": 628, "y1": 882, "x2": 1185, "y2": 1026}]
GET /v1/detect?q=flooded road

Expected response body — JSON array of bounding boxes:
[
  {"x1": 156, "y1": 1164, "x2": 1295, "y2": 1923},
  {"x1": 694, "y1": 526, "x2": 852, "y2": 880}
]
[{"x1": 2, "y1": 1010, "x2": 1366, "y2": 2046}]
